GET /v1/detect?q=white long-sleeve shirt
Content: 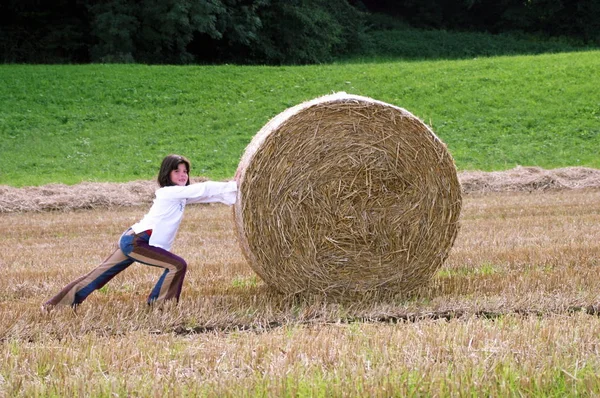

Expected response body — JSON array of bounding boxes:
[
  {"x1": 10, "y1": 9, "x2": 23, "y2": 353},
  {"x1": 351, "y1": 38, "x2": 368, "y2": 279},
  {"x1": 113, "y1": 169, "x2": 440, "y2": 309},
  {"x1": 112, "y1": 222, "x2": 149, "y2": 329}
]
[{"x1": 131, "y1": 181, "x2": 237, "y2": 250}]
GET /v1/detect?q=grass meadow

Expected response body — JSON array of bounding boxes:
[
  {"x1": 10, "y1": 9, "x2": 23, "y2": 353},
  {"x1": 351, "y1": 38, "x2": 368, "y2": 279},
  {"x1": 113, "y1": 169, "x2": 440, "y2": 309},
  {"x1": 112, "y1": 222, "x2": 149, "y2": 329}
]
[
  {"x1": 1, "y1": 50, "x2": 599, "y2": 186},
  {"x1": 1, "y1": 188, "x2": 600, "y2": 396}
]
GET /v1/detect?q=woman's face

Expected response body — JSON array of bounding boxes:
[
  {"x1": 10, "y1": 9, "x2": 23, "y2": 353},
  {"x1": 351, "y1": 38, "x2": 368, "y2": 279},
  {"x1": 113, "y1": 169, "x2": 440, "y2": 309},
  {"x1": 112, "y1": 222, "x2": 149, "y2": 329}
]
[{"x1": 170, "y1": 163, "x2": 189, "y2": 186}]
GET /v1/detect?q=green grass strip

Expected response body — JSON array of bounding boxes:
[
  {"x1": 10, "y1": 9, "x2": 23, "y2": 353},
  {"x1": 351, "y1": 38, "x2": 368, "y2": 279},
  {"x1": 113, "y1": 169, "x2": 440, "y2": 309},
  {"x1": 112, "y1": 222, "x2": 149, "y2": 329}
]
[{"x1": 1, "y1": 51, "x2": 598, "y2": 186}]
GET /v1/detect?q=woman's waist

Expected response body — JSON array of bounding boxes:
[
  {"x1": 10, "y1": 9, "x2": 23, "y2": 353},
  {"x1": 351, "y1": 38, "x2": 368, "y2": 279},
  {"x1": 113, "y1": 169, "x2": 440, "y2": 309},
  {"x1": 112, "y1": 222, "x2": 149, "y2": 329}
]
[{"x1": 123, "y1": 228, "x2": 153, "y2": 236}]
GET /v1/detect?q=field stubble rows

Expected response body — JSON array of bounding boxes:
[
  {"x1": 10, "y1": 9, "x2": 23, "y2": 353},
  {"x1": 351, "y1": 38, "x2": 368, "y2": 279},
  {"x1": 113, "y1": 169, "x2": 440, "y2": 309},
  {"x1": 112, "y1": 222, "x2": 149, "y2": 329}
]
[{"x1": 1, "y1": 187, "x2": 599, "y2": 395}]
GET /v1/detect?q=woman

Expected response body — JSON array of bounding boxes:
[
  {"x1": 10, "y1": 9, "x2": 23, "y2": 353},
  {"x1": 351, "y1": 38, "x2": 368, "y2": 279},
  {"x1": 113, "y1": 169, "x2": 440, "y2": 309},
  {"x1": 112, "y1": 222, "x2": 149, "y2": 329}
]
[{"x1": 42, "y1": 154, "x2": 237, "y2": 310}]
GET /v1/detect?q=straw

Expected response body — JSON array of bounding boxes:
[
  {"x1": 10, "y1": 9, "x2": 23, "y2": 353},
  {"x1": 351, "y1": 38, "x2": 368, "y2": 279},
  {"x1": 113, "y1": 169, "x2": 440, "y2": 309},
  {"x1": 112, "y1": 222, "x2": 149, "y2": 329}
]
[{"x1": 234, "y1": 93, "x2": 462, "y2": 296}]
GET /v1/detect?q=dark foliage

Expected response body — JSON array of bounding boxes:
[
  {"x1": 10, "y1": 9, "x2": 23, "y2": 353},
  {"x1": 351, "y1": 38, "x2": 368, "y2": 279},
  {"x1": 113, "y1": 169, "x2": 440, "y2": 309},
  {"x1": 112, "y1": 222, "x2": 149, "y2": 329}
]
[{"x1": 0, "y1": 0, "x2": 598, "y2": 64}]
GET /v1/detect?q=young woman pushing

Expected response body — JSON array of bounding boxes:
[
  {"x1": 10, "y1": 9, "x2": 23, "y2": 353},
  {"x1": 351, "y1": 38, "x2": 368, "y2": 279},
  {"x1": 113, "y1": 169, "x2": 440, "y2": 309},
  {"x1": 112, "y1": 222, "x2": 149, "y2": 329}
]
[{"x1": 43, "y1": 154, "x2": 237, "y2": 310}]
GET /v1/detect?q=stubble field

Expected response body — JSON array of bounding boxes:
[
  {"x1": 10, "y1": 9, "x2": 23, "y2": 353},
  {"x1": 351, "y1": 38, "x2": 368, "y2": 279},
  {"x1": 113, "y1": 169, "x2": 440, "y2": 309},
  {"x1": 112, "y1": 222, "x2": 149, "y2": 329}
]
[{"x1": 1, "y1": 175, "x2": 600, "y2": 396}]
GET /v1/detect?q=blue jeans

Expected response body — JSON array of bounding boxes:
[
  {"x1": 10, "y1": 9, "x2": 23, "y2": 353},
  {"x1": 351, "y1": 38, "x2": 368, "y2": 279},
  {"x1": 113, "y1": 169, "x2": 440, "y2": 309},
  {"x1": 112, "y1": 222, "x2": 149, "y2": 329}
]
[{"x1": 44, "y1": 229, "x2": 187, "y2": 307}]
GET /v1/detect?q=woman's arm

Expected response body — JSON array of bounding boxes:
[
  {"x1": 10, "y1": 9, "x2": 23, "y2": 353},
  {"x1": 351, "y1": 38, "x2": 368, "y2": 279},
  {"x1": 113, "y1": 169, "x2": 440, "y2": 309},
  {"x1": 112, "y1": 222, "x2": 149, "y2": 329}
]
[{"x1": 157, "y1": 181, "x2": 237, "y2": 205}]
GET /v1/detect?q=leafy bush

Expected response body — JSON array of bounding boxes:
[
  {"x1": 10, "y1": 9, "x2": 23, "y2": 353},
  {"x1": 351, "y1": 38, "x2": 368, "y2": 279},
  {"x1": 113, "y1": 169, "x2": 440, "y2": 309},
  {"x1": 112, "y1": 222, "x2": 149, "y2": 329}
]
[
  {"x1": 365, "y1": 27, "x2": 595, "y2": 60},
  {"x1": 0, "y1": 0, "x2": 598, "y2": 64},
  {"x1": 241, "y1": 0, "x2": 365, "y2": 64}
]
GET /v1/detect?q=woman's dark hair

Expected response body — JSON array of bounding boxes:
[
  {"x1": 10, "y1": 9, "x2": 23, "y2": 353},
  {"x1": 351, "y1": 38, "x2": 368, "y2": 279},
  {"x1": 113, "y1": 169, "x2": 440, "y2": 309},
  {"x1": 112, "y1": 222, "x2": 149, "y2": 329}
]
[{"x1": 157, "y1": 154, "x2": 191, "y2": 187}]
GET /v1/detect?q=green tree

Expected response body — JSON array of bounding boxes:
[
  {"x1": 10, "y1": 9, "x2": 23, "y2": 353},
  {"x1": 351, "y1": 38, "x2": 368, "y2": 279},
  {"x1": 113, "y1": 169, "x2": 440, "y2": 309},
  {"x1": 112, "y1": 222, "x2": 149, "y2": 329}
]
[
  {"x1": 248, "y1": 0, "x2": 365, "y2": 64},
  {"x1": 89, "y1": 0, "x2": 138, "y2": 63},
  {"x1": 0, "y1": 0, "x2": 89, "y2": 63},
  {"x1": 88, "y1": 0, "x2": 266, "y2": 64}
]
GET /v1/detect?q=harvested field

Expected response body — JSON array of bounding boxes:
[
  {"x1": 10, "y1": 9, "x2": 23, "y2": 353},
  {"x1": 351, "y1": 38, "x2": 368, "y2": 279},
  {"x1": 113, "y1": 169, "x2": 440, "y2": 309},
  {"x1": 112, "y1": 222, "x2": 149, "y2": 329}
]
[
  {"x1": 2, "y1": 166, "x2": 599, "y2": 213},
  {"x1": 1, "y1": 170, "x2": 600, "y2": 396}
]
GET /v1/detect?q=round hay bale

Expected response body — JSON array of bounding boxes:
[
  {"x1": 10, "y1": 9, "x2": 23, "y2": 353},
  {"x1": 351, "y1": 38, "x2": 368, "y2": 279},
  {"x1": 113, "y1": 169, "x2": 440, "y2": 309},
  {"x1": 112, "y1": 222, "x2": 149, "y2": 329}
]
[{"x1": 234, "y1": 92, "x2": 462, "y2": 296}]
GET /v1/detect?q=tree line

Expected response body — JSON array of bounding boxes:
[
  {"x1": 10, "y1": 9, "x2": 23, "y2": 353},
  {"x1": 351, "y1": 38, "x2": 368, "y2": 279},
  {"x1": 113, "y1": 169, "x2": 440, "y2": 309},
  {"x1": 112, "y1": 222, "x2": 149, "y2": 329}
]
[{"x1": 1, "y1": 0, "x2": 598, "y2": 65}]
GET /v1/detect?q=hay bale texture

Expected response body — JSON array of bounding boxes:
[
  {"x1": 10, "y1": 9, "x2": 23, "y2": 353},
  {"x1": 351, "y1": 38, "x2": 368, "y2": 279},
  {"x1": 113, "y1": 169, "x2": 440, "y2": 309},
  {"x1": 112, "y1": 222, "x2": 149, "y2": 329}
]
[{"x1": 234, "y1": 93, "x2": 462, "y2": 296}]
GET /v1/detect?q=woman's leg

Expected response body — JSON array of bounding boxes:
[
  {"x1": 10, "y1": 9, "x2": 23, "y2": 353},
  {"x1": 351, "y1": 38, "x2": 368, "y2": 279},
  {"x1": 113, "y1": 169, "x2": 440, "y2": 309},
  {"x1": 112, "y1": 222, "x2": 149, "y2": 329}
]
[
  {"x1": 43, "y1": 248, "x2": 134, "y2": 308},
  {"x1": 120, "y1": 231, "x2": 187, "y2": 304}
]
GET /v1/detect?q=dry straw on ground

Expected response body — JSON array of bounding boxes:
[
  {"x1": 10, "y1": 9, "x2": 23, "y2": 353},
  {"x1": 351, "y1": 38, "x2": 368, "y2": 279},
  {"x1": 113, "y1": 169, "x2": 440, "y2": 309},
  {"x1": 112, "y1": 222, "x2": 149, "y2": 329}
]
[
  {"x1": 0, "y1": 181, "x2": 156, "y2": 212},
  {"x1": 0, "y1": 177, "x2": 206, "y2": 213},
  {"x1": 233, "y1": 92, "x2": 462, "y2": 296},
  {"x1": 2, "y1": 168, "x2": 599, "y2": 214},
  {"x1": 460, "y1": 165, "x2": 600, "y2": 193}
]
